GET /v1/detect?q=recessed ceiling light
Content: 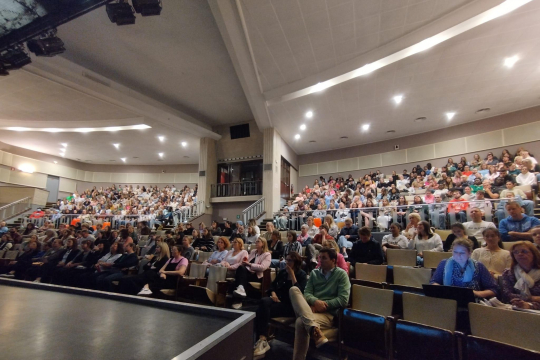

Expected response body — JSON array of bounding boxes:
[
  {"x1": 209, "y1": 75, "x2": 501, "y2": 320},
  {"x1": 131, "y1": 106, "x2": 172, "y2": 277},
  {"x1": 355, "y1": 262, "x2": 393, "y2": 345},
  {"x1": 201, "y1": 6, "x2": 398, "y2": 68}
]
[
  {"x1": 362, "y1": 124, "x2": 370, "y2": 131},
  {"x1": 3, "y1": 124, "x2": 151, "y2": 133},
  {"x1": 305, "y1": 111, "x2": 313, "y2": 118},
  {"x1": 294, "y1": 134, "x2": 300, "y2": 140},
  {"x1": 393, "y1": 95, "x2": 403, "y2": 104},
  {"x1": 158, "y1": 152, "x2": 164, "y2": 157},
  {"x1": 340, "y1": 136, "x2": 348, "y2": 139},
  {"x1": 113, "y1": 143, "x2": 120, "y2": 149},
  {"x1": 386, "y1": 130, "x2": 396, "y2": 133},
  {"x1": 61, "y1": 143, "x2": 68, "y2": 147},
  {"x1": 300, "y1": 124, "x2": 306, "y2": 130},
  {"x1": 446, "y1": 112, "x2": 456, "y2": 120},
  {"x1": 120, "y1": 158, "x2": 126, "y2": 162},
  {"x1": 476, "y1": 108, "x2": 491, "y2": 114},
  {"x1": 414, "y1": 117, "x2": 427, "y2": 122},
  {"x1": 158, "y1": 136, "x2": 165, "y2": 142},
  {"x1": 504, "y1": 55, "x2": 519, "y2": 68},
  {"x1": 60, "y1": 153, "x2": 65, "y2": 157},
  {"x1": 53, "y1": 161, "x2": 58, "y2": 164},
  {"x1": 181, "y1": 141, "x2": 187, "y2": 147}
]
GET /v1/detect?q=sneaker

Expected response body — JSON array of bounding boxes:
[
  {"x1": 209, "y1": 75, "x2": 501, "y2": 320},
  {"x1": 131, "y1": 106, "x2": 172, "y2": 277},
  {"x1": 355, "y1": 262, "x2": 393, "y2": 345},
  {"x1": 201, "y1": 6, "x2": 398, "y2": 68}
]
[
  {"x1": 233, "y1": 285, "x2": 247, "y2": 298},
  {"x1": 232, "y1": 302, "x2": 243, "y2": 309},
  {"x1": 137, "y1": 288, "x2": 153, "y2": 296},
  {"x1": 253, "y1": 339, "x2": 270, "y2": 356},
  {"x1": 312, "y1": 327, "x2": 328, "y2": 348}
]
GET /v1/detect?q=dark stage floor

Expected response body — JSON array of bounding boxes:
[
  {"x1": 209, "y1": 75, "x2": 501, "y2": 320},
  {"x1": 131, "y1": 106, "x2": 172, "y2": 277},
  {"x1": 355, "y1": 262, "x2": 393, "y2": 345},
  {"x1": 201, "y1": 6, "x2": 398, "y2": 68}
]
[{"x1": 0, "y1": 285, "x2": 235, "y2": 360}]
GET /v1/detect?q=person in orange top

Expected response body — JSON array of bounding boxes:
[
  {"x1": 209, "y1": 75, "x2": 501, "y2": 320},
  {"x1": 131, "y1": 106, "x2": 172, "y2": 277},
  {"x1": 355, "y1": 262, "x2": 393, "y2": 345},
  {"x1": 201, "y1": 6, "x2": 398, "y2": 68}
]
[
  {"x1": 29, "y1": 209, "x2": 45, "y2": 219},
  {"x1": 447, "y1": 190, "x2": 469, "y2": 223}
]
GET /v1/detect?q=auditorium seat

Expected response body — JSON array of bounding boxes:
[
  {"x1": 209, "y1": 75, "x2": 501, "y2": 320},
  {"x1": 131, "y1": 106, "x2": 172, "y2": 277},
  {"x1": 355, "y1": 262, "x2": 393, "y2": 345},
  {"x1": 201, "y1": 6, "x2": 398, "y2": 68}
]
[
  {"x1": 434, "y1": 229, "x2": 451, "y2": 242},
  {"x1": 461, "y1": 334, "x2": 540, "y2": 360},
  {"x1": 340, "y1": 285, "x2": 394, "y2": 360},
  {"x1": 502, "y1": 241, "x2": 519, "y2": 251},
  {"x1": 468, "y1": 303, "x2": 540, "y2": 352},
  {"x1": 393, "y1": 266, "x2": 432, "y2": 288},
  {"x1": 386, "y1": 249, "x2": 417, "y2": 267},
  {"x1": 355, "y1": 263, "x2": 387, "y2": 283},
  {"x1": 403, "y1": 292, "x2": 457, "y2": 331},
  {"x1": 196, "y1": 251, "x2": 212, "y2": 263},
  {"x1": 423, "y1": 251, "x2": 452, "y2": 269}
]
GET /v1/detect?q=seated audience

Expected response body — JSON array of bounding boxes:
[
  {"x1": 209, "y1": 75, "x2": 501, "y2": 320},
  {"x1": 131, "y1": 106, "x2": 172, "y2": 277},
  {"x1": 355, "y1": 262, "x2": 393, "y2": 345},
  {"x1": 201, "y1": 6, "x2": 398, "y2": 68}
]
[
  {"x1": 312, "y1": 224, "x2": 334, "y2": 247},
  {"x1": 403, "y1": 213, "x2": 421, "y2": 240},
  {"x1": 268, "y1": 230, "x2": 284, "y2": 267},
  {"x1": 220, "y1": 238, "x2": 249, "y2": 270},
  {"x1": 381, "y1": 223, "x2": 409, "y2": 255},
  {"x1": 447, "y1": 190, "x2": 469, "y2": 223},
  {"x1": 261, "y1": 222, "x2": 274, "y2": 242},
  {"x1": 144, "y1": 245, "x2": 188, "y2": 297},
  {"x1": 499, "y1": 201, "x2": 540, "y2": 242},
  {"x1": 95, "y1": 242, "x2": 139, "y2": 291},
  {"x1": 471, "y1": 228, "x2": 511, "y2": 278},
  {"x1": 253, "y1": 252, "x2": 307, "y2": 357},
  {"x1": 408, "y1": 221, "x2": 443, "y2": 265},
  {"x1": 431, "y1": 238, "x2": 498, "y2": 298},
  {"x1": 193, "y1": 227, "x2": 215, "y2": 252},
  {"x1": 501, "y1": 241, "x2": 540, "y2": 309},
  {"x1": 289, "y1": 248, "x2": 351, "y2": 358},
  {"x1": 443, "y1": 223, "x2": 480, "y2": 252},
  {"x1": 337, "y1": 218, "x2": 358, "y2": 256},
  {"x1": 297, "y1": 224, "x2": 311, "y2": 245},
  {"x1": 231, "y1": 238, "x2": 271, "y2": 308},
  {"x1": 0, "y1": 240, "x2": 39, "y2": 279},
  {"x1": 246, "y1": 226, "x2": 259, "y2": 244},
  {"x1": 202, "y1": 237, "x2": 229, "y2": 267},
  {"x1": 323, "y1": 215, "x2": 339, "y2": 238},
  {"x1": 210, "y1": 221, "x2": 222, "y2": 236},
  {"x1": 463, "y1": 207, "x2": 496, "y2": 246}
]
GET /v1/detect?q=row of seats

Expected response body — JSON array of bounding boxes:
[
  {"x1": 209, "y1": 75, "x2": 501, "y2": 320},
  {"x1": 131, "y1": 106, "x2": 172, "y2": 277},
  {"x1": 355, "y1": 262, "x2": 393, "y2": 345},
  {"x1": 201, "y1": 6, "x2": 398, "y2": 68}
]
[{"x1": 340, "y1": 285, "x2": 540, "y2": 360}]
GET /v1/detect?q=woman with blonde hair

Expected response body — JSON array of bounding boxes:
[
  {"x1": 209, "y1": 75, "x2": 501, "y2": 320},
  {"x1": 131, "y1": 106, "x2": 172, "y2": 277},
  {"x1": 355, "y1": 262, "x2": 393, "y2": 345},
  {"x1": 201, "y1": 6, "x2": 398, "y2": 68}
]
[
  {"x1": 323, "y1": 215, "x2": 339, "y2": 238},
  {"x1": 221, "y1": 237, "x2": 249, "y2": 270},
  {"x1": 403, "y1": 212, "x2": 421, "y2": 240},
  {"x1": 248, "y1": 218, "x2": 261, "y2": 237},
  {"x1": 120, "y1": 242, "x2": 170, "y2": 295}
]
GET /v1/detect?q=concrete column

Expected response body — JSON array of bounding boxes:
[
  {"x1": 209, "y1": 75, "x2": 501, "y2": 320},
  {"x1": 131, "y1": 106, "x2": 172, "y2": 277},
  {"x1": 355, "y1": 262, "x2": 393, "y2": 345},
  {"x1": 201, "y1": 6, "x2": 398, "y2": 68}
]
[
  {"x1": 199, "y1": 138, "x2": 217, "y2": 214},
  {"x1": 263, "y1": 128, "x2": 281, "y2": 216}
]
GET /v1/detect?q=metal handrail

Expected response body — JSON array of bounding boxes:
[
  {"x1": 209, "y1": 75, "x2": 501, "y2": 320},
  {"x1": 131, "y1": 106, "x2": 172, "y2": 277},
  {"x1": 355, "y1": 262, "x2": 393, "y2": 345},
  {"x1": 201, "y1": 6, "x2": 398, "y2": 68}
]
[
  {"x1": 211, "y1": 180, "x2": 262, "y2": 197},
  {"x1": 0, "y1": 197, "x2": 32, "y2": 222},
  {"x1": 242, "y1": 197, "x2": 265, "y2": 225}
]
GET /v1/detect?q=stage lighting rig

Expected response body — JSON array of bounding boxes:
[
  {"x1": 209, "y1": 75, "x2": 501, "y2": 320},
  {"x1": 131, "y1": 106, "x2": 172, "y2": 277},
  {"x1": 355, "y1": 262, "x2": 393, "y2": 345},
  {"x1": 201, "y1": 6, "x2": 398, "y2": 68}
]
[
  {"x1": 27, "y1": 29, "x2": 66, "y2": 57},
  {"x1": 107, "y1": 0, "x2": 136, "y2": 25},
  {"x1": 0, "y1": 45, "x2": 32, "y2": 70},
  {"x1": 132, "y1": 0, "x2": 162, "y2": 16}
]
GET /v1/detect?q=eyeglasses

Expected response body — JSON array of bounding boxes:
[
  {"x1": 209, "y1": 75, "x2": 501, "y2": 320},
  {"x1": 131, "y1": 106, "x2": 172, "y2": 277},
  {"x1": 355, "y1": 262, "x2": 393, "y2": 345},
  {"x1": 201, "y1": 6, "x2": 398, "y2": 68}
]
[{"x1": 513, "y1": 249, "x2": 531, "y2": 255}]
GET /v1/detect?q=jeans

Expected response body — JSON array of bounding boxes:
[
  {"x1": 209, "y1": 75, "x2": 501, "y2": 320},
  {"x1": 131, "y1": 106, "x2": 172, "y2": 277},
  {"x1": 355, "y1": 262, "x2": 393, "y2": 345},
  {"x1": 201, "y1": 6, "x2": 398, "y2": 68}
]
[
  {"x1": 448, "y1": 211, "x2": 466, "y2": 224},
  {"x1": 417, "y1": 256, "x2": 424, "y2": 266},
  {"x1": 289, "y1": 287, "x2": 335, "y2": 360},
  {"x1": 430, "y1": 211, "x2": 446, "y2": 229},
  {"x1": 337, "y1": 236, "x2": 353, "y2": 251}
]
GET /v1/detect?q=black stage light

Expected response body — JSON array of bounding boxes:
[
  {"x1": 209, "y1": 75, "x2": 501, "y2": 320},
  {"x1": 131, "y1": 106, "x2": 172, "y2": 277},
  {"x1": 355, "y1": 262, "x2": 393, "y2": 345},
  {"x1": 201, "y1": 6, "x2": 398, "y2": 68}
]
[
  {"x1": 132, "y1": 0, "x2": 162, "y2": 16},
  {"x1": 106, "y1": 1, "x2": 136, "y2": 25},
  {"x1": 1, "y1": 47, "x2": 32, "y2": 69},
  {"x1": 27, "y1": 36, "x2": 65, "y2": 57}
]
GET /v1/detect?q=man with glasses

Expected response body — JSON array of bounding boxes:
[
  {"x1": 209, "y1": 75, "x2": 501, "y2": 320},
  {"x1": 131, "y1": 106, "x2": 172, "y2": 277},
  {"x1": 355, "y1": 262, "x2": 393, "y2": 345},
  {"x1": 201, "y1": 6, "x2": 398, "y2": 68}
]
[{"x1": 499, "y1": 201, "x2": 540, "y2": 242}]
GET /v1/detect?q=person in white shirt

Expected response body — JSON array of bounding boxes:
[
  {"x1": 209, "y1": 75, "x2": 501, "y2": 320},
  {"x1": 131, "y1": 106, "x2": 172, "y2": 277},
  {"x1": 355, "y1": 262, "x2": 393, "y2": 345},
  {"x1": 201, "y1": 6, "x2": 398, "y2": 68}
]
[
  {"x1": 521, "y1": 150, "x2": 537, "y2": 166},
  {"x1": 462, "y1": 207, "x2": 496, "y2": 246},
  {"x1": 407, "y1": 220, "x2": 443, "y2": 265},
  {"x1": 381, "y1": 223, "x2": 409, "y2": 256},
  {"x1": 305, "y1": 216, "x2": 319, "y2": 238},
  {"x1": 396, "y1": 175, "x2": 409, "y2": 191},
  {"x1": 516, "y1": 166, "x2": 537, "y2": 186}
]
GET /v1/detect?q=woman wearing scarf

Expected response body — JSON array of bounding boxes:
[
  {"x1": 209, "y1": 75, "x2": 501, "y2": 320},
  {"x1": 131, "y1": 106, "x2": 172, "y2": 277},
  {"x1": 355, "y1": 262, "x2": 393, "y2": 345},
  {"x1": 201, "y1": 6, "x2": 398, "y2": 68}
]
[
  {"x1": 430, "y1": 238, "x2": 498, "y2": 298},
  {"x1": 501, "y1": 241, "x2": 540, "y2": 309}
]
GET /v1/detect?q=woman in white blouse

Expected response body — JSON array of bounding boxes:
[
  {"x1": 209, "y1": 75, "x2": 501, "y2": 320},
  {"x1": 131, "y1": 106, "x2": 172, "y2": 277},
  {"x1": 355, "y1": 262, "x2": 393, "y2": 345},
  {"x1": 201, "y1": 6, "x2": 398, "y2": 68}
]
[
  {"x1": 407, "y1": 221, "x2": 443, "y2": 265},
  {"x1": 471, "y1": 228, "x2": 511, "y2": 278}
]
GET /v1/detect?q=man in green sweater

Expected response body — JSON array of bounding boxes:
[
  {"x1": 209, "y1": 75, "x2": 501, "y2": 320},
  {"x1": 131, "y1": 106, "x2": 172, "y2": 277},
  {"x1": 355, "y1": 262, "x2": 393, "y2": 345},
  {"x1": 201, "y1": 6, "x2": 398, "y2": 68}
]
[{"x1": 289, "y1": 247, "x2": 351, "y2": 360}]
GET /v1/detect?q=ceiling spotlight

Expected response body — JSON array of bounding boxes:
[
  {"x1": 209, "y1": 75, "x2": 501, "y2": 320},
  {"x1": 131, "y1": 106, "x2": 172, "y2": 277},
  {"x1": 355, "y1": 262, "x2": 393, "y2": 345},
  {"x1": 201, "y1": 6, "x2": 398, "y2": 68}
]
[
  {"x1": 446, "y1": 112, "x2": 456, "y2": 120},
  {"x1": 113, "y1": 143, "x2": 120, "y2": 149},
  {"x1": 0, "y1": 46, "x2": 31, "y2": 70},
  {"x1": 121, "y1": 158, "x2": 126, "y2": 162},
  {"x1": 393, "y1": 95, "x2": 403, "y2": 104},
  {"x1": 60, "y1": 153, "x2": 65, "y2": 157},
  {"x1": 181, "y1": 141, "x2": 187, "y2": 147},
  {"x1": 294, "y1": 134, "x2": 300, "y2": 140},
  {"x1": 27, "y1": 29, "x2": 65, "y2": 57},
  {"x1": 504, "y1": 55, "x2": 519, "y2": 68},
  {"x1": 305, "y1": 111, "x2": 313, "y2": 118},
  {"x1": 106, "y1": 1, "x2": 136, "y2": 25},
  {"x1": 61, "y1": 143, "x2": 68, "y2": 147},
  {"x1": 300, "y1": 124, "x2": 306, "y2": 130},
  {"x1": 44, "y1": 128, "x2": 62, "y2": 132},
  {"x1": 362, "y1": 124, "x2": 370, "y2": 131},
  {"x1": 18, "y1": 164, "x2": 35, "y2": 174},
  {"x1": 158, "y1": 136, "x2": 165, "y2": 142},
  {"x1": 105, "y1": 126, "x2": 122, "y2": 132},
  {"x1": 132, "y1": 0, "x2": 162, "y2": 16},
  {"x1": 53, "y1": 161, "x2": 58, "y2": 164},
  {"x1": 158, "y1": 152, "x2": 164, "y2": 158}
]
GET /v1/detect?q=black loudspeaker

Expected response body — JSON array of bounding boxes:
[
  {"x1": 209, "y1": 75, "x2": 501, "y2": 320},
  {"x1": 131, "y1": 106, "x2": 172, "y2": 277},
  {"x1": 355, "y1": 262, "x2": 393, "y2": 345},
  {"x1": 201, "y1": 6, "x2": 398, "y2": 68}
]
[{"x1": 230, "y1": 123, "x2": 250, "y2": 140}]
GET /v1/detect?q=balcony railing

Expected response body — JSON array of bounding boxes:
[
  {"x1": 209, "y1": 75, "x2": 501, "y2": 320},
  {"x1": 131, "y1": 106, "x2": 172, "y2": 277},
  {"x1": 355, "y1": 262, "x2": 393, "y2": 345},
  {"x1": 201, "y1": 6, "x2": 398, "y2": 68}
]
[
  {"x1": 211, "y1": 181, "x2": 262, "y2": 198},
  {"x1": 0, "y1": 197, "x2": 32, "y2": 222}
]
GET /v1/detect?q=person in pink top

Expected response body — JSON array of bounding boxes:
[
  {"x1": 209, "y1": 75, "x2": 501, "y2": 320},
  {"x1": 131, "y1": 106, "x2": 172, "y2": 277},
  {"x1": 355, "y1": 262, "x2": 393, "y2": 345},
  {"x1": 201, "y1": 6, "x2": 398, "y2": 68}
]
[{"x1": 220, "y1": 238, "x2": 249, "y2": 270}]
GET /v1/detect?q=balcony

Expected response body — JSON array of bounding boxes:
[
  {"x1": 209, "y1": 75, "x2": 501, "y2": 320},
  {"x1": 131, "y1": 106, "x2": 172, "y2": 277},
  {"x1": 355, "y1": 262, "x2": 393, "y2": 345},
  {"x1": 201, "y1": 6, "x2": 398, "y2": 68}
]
[{"x1": 210, "y1": 181, "x2": 262, "y2": 203}]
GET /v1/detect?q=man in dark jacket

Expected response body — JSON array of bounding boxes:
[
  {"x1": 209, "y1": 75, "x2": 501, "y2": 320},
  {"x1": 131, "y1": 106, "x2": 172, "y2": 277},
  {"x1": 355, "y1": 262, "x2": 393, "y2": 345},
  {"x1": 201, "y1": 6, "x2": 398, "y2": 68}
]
[
  {"x1": 96, "y1": 243, "x2": 139, "y2": 291},
  {"x1": 349, "y1": 226, "x2": 384, "y2": 267},
  {"x1": 337, "y1": 218, "x2": 358, "y2": 257}
]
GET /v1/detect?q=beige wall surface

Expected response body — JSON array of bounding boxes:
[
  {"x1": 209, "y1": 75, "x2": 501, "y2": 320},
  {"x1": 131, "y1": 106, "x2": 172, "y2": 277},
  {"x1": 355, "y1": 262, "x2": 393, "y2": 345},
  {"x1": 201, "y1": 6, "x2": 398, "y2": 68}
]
[
  {"x1": 211, "y1": 202, "x2": 253, "y2": 222},
  {"x1": 298, "y1": 106, "x2": 540, "y2": 165},
  {"x1": 214, "y1": 121, "x2": 263, "y2": 161},
  {"x1": 0, "y1": 186, "x2": 49, "y2": 206}
]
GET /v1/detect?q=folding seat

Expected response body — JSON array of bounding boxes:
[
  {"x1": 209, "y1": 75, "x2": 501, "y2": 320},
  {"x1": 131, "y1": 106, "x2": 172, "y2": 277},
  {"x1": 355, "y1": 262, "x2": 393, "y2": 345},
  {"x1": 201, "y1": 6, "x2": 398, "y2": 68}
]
[
  {"x1": 386, "y1": 249, "x2": 417, "y2": 267},
  {"x1": 422, "y1": 251, "x2": 451, "y2": 269}
]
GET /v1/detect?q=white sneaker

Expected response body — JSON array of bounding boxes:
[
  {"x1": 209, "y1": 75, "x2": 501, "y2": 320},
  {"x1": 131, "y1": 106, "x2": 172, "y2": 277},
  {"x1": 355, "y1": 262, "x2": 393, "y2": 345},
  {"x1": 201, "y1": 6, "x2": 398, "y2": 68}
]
[
  {"x1": 233, "y1": 285, "x2": 247, "y2": 298},
  {"x1": 232, "y1": 302, "x2": 243, "y2": 309},
  {"x1": 137, "y1": 288, "x2": 153, "y2": 296},
  {"x1": 253, "y1": 339, "x2": 270, "y2": 356}
]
